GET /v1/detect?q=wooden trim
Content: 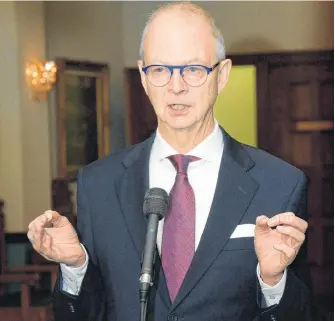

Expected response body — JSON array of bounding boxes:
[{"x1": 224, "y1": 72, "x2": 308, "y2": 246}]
[
  {"x1": 102, "y1": 70, "x2": 110, "y2": 155},
  {"x1": 227, "y1": 53, "x2": 264, "y2": 66},
  {"x1": 255, "y1": 61, "x2": 269, "y2": 151},
  {"x1": 55, "y1": 59, "x2": 67, "y2": 179},
  {"x1": 124, "y1": 69, "x2": 134, "y2": 146},
  {"x1": 227, "y1": 50, "x2": 333, "y2": 66},
  {"x1": 295, "y1": 120, "x2": 334, "y2": 132},
  {"x1": 5, "y1": 233, "x2": 29, "y2": 244},
  {"x1": 96, "y1": 76, "x2": 103, "y2": 156},
  {"x1": 63, "y1": 70, "x2": 106, "y2": 77}
]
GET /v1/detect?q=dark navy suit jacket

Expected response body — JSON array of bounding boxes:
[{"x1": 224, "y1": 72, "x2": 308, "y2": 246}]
[{"x1": 53, "y1": 128, "x2": 316, "y2": 321}]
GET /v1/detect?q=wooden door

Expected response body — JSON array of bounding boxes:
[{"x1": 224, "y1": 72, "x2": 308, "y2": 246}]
[
  {"x1": 125, "y1": 69, "x2": 157, "y2": 145},
  {"x1": 264, "y1": 52, "x2": 334, "y2": 310}
]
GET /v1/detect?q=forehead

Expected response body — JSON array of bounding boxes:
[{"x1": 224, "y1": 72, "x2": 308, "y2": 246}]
[{"x1": 144, "y1": 10, "x2": 216, "y2": 65}]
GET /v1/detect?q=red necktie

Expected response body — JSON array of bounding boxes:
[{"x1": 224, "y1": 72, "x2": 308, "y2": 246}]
[{"x1": 161, "y1": 154, "x2": 199, "y2": 302}]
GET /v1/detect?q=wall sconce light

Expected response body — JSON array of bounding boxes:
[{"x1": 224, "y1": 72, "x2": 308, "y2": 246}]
[{"x1": 25, "y1": 60, "x2": 57, "y2": 101}]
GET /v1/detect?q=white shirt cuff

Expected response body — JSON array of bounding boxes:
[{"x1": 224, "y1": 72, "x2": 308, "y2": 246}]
[
  {"x1": 257, "y1": 263, "x2": 287, "y2": 307},
  {"x1": 60, "y1": 244, "x2": 89, "y2": 295}
]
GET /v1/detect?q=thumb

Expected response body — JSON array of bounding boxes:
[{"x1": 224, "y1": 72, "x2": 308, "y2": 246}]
[
  {"x1": 49, "y1": 211, "x2": 68, "y2": 228},
  {"x1": 255, "y1": 215, "x2": 270, "y2": 233}
]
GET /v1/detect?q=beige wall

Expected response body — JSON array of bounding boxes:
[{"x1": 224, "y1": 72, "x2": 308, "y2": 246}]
[
  {"x1": 122, "y1": 1, "x2": 334, "y2": 66},
  {"x1": 0, "y1": 2, "x2": 24, "y2": 232},
  {"x1": 0, "y1": 2, "x2": 51, "y2": 232}
]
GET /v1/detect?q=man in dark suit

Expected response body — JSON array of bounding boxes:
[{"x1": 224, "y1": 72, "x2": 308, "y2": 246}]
[{"x1": 28, "y1": 2, "x2": 316, "y2": 321}]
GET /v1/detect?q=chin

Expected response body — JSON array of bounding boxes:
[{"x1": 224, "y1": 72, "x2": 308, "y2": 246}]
[{"x1": 165, "y1": 118, "x2": 197, "y2": 131}]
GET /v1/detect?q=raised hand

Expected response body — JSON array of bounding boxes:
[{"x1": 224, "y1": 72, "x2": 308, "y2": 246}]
[
  {"x1": 255, "y1": 212, "x2": 308, "y2": 285},
  {"x1": 27, "y1": 210, "x2": 86, "y2": 267}
]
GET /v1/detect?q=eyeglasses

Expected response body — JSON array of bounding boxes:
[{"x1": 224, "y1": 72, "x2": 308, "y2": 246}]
[{"x1": 142, "y1": 62, "x2": 220, "y2": 87}]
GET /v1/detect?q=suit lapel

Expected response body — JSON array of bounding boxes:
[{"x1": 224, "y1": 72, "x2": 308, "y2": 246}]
[
  {"x1": 171, "y1": 129, "x2": 259, "y2": 310},
  {"x1": 115, "y1": 135, "x2": 171, "y2": 308},
  {"x1": 115, "y1": 141, "x2": 151, "y2": 260}
]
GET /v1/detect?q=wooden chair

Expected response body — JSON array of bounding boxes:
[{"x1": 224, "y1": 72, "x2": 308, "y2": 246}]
[
  {"x1": 0, "y1": 264, "x2": 40, "y2": 321},
  {"x1": 0, "y1": 200, "x2": 57, "y2": 321}
]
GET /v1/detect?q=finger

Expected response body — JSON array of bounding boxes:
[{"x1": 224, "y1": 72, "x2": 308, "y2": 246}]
[
  {"x1": 40, "y1": 232, "x2": 52, "y2": 257},
  {"x1": 35, "y1": 233, "x2": 53, "y2": 261},
  {"x1": 267, "y1": 212, "x2": 308, "y2": 233},
  {"x1": 255, "y1": 215, "x2": 270, "y2": 232},
  {"x1": 50, "y1": 211, "x2": 68, "y2": 228},
  {"x1": 267, "y1": 212, "x2": 295, "y2": 227},
  {"x1": 28, "y1": 210, "x2": 52, "y2": 228},
  {"x1": 27, "y1": 223, "x2": 44, "y2": 250},
  {"x1": 36, "y1": 244, "x2": 55, "y2": 262},
  {"x1": 273, "y1": 243, "x2": 297, "y2": 264},
  {"x1": 27, "y1": 230, "x2": 39, "y2": 251},
  {"x1": 44, "y1": 210, "x2": 54, "y2": 227},
  {"x1": 28, "y1": 211, "x2": 53, "y2": 234},
  {"x1": 27, "y1": 230, "x2": 34, "y2": 242},
  {"x1": 34, "y1": 212, "x2": 53, "y2": 247},
  {"x1": 276, "y1": 225, "x2": 305, "y2": 244}
]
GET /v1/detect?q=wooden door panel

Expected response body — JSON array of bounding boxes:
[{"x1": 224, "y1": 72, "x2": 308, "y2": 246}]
[
  {"x1": 125, "y1": 69, "x2": 157, "y2": 145},
  {"x1": 320, "y1": 79, "x2": 334, "y2": 119},
  {"x1": 322, "y1": 177, "x2": 334, "y2": 218},
  {"x1": 291, "y1": 132, "x2": 314, "y2": 167},
  {"x1": 266, "y1": 52, "x2": 334, "y2": 309},
  {"x1": 290, "y1": 81, "x2": 315, "y2": 120}
]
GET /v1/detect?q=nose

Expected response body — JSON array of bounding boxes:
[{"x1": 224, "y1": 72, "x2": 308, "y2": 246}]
[{"x1": 167, "y1": 69, "x2": 188, "y2": 94}]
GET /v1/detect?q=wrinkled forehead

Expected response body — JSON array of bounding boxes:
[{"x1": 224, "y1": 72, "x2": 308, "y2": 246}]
[{"x1": 143, "y1": 10, "x2": 216, "y2": 65}]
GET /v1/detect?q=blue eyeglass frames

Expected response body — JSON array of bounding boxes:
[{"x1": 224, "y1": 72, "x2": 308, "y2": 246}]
[{"x1": 141, "y1": 61, "x2": 221, "y2": 87}]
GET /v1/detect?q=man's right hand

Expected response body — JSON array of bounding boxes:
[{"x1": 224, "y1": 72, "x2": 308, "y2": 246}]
[{"x1": 27, "y1": 210, "x2": 86, "y2": 268}]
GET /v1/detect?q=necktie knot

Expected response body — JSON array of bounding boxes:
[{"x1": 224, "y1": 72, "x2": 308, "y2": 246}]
[{"x1": 169, "y1": 154, "x2": 200, "y2": 174}]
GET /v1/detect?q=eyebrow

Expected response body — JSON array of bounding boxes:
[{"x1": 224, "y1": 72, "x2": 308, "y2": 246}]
[{"x1": 149, "y1": 58, "x2": 208, "y2": 65}]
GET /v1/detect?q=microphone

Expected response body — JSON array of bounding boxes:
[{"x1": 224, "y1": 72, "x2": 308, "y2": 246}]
[{"x1": 139, "y1": 187, "x2": 168, "y2": 320}]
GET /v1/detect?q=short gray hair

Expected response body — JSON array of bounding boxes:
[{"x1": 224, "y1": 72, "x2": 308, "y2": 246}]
[{"x1": 139, "y1": 2, "x2": 225, "y2": 63}]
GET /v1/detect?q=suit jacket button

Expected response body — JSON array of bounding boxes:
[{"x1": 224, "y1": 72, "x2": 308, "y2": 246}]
[
  {"x1": 68, "y1": 302, "x2": 75, "y2": 313},
  {"x1": 270, "y1": 314, "x2": 277, "y2": 321}
]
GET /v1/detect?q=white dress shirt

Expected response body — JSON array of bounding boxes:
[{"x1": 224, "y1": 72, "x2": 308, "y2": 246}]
[{"x1": 61, "y1": 120, "x2": 287, "y2": 307}]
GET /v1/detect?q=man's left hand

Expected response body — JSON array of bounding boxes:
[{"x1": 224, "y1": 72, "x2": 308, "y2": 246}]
[{"x1": 254, "y1": 212, "x2": 308, "y2": 286}]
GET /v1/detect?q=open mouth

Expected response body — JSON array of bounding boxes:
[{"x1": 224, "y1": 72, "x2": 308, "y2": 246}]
[{"x1": 168, "y1": 104, "x2": 190, "y2": 111}]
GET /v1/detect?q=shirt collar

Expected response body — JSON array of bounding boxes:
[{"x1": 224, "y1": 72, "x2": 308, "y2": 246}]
[{"x1": 151, "y1": 119, "x2": 223, "y2": 162}]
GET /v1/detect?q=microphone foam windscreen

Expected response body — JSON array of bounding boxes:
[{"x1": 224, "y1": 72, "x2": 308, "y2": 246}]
[{"x1": 143, "y1": 188, "x2": 168, "y2": 220}]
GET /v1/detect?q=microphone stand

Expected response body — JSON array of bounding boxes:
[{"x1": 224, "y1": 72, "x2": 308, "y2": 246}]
[
  {"x1": 140, "y1": 296, "x2": 148, "y2": 321},
  {"x1": 139, "y1": 254, "x2": 156, "y2": 321},
  {"x1": 140, "y1": 187, "x2": 168, "y2": 321}
]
